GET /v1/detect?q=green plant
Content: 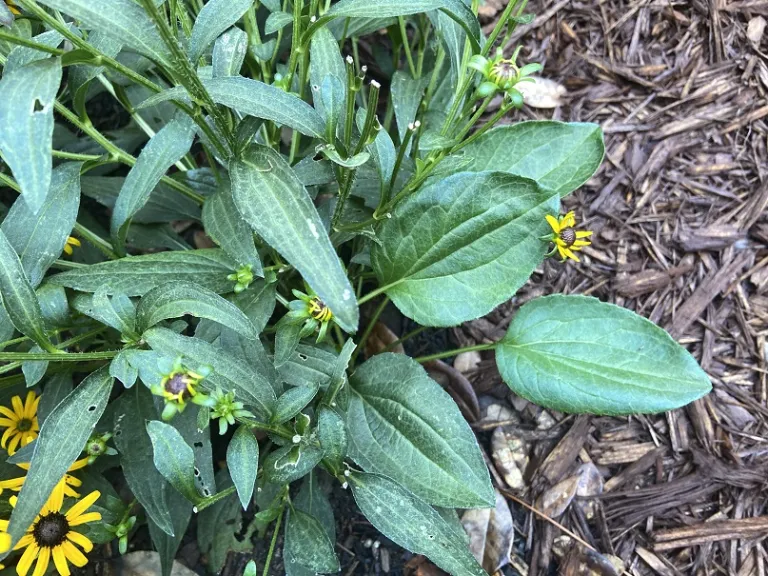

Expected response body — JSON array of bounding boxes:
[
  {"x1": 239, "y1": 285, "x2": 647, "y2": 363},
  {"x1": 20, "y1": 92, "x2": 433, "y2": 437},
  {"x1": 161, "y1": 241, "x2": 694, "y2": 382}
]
[{"x1": 0, "y1": 0, "x2": 711, "y2": 575}]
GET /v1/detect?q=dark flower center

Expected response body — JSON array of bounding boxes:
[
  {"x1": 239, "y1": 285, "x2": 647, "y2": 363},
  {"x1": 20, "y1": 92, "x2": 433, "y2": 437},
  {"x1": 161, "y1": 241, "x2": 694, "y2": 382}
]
[
  {"x1": 493, "y1": 60, "x2": 518, "y2": 81},
  {"x1": 309, "y1": 298, "x2": 331, "y2": 322},
  {"x1": 165, "y1": 373, "x2": 191, "y2": 398},
  {"x1": 559, "y1": 227, "x2": 576, "y2": 247},
  {"x1": 33, "y1": 512, "x2": 69, "y2": 548},
  {"x1": 16, "y1": 418, "x2": 32, "y2": 432},
  {"x1": 88, "y1": 441, "x2": 104, "y2": 455}
]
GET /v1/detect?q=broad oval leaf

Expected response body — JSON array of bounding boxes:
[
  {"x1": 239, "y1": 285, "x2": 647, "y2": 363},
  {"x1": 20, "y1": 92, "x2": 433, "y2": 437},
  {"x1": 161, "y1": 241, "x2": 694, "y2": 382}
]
[
  {"x1": 188, "y1": 0, "x2": 252, "y2": 63},
  {"x1": 318, "y1": 406, "x2": 347, "y2": 467},
  {"x1": 49, "y1": 249, "x2": 238, "y2": 296},
  {"x1": 136, "y1": 281, "x2": 258, "y2": 339},
  {"x1": 456, "y1": 121, "x2": 605, "y2": 197},
  {"x1": 0, "y1": 58, "x2": 61, "y2": 213},
  {"x1": 147, "y1": 420, "x2": 203, "y2": 504},
  {"x1": 143, "y1": 327, "x2": 277, "y2": 419},
  {"x1": 0, "y1": 229, "x2": 55, "y2": 353},
  {"x1": 202, "y1": 178, "x2": 262, "y2": 273},
  {"x1": 111, "y1": 114, "x2": 196, "y2": 252},
  {"x1": 272, "y1": 384, "x2": 319, "y2": 424},
  {"x1": 6, "y1": 367, "x2": 113, "y2": 545},
  {"x1": 372, "y1": 171, "x2": 559, "y2": 327},
  {"x1": 231, "y1": 145, "x2": 358, "y2": 332},
  {"x1": 262, "y1": 443, "x2": 324, "y2": 485},
  {"x1": 0, "y1": 163, "x2": 81, "y2": 287},
  {"x1": 138, "y1": 77, "x2": 326, "y2": 139},
  {"x1": 325, "y1": 0, "x2": 481, "y2": 53},
  {"x1": 346, "y1": 353, "x2": 493, "y2": 508},
  {"x1": 496, "y1": 295, "x2": 712, "y2": 415},
  {"x1": 114, "y1": 387, "x2": 175, "y2": 536},
  {"x1": 284, "y1": 509, "x2": 340, "y2": 574},
  {"x1": 277, "y1": 343, "x2": 336, "y2": 389},
  {"x1": 226, "y1": 425, "x2": 259, "y2": 510},
  {"x1": 350, "y1": 472, "x2": 486, "y2": 576},
  {"x1": 35, "y1": 0, "x2": 171, "y2": 66}
]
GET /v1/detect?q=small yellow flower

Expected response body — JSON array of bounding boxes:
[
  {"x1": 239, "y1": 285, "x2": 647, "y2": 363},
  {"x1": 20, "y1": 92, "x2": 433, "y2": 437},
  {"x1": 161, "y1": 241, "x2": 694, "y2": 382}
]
[
  {"x1": 62, "y1": 236, "x2": 81, "y2": 256},
  {"x1": 545, "y1": 211, "x2": 593, "y2": 262},
  {"x1": 151, "y1": 357, "x2": 210, "y2": 421},
  {"x1": 0, "y1": 391, "x2": 40, "y2": 455},
  {"x1": 0, "y1": 482, "x2": 102, "y2": 576},
  {"x1": 0, "y1": 458, "x2": 89, "y2": 499},
  {"x1": 5, "y1": 0, "x2": 19, "y2": 15}
]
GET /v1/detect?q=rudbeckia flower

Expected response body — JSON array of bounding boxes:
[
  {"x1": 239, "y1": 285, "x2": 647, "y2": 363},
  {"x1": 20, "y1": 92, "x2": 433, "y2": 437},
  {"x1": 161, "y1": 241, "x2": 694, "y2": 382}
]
[
  {"x1": 0, "y1": 391, "x2": 40, "y2": 455},
  {"x1": 0, "y1": 458, "x2": 89, "y2": 498},
  {"x1": 545, "y1": 211, "x2": 593, "y2": 262},
  {"x1": 0, "y1": 482, "x2": 101, "y2": 576}
]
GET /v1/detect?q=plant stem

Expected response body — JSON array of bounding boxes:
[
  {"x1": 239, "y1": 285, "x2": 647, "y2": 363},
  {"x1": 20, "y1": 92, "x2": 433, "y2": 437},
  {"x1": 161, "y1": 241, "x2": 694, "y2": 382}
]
[
  {"x1": 350, "y1": 296, "x2": 389, "y2": 365},
  {"x1": 413, "y1": 342, "x2": 496, "y2": 363},
  {"x1": 0, "y1": 29, "x2": 64, "y2": 54},
  {"x1": 483, "y1": 0, "x2": 521, "y2": 56},
  {"x1": 398, "y1": 17, "x2": 417, "y2": 79},
  {"x1": 357, "y1": 282, "x2": 400, "y2": 306},
  {"x1": 0, "y1": 350, "x2": 120, "y2": 362},
  {"x1": 384, "y1": 325, "x2": 428, "y2": 352},
  {"x1": 262, "y1": 504, "x2": 284, "y2": 576}
]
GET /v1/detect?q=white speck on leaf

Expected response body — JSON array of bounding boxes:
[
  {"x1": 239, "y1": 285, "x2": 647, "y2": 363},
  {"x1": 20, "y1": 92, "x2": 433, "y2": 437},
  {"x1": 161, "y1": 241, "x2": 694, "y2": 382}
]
[{"x1": 307, "y1": 219, "x2": 320, "y2": 239}]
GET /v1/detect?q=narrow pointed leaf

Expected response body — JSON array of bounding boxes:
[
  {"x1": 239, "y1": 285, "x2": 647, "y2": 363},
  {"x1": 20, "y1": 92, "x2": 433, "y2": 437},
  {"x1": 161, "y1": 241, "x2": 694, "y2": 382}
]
[
  {"x1": 1, "y1": 162, "x2": 81, "y2": 287},
  {"x1": 346, "y1": 353, "x2": 493, "y2": 508},
  {"x1": 189, "y1": 0, "x2": 252, "y2": 62},
  {"x1": 0, "y1": 229, "x2": 55, "y2": 352},
  {"x1": 372, "y1": 171, "x2": 559, "y2": 327},
  {"x1": 6, "y1": 367, "x2": 113, "y2": 545},
  {"x1": 496, "y1": 295, "x2": 712, "y2": 415},
  {"x1": 272, "y1": 383, "x2": 319, "y2": 424},
  {"x1": 0, "y1": 58, "x2": 61, "y2": 213},
  {"x1": 231, "y1": 145, "x2": 358, "y2": 332},
  {"x1": 350, "y1": 472, "x2": 486, "y2": 576},
  {"x1": 34, "y1": 0, "x2": 171, "y2": 65},
  {"x1": 49, "y1": 249, "x2": 238, "y2": 296},
  {"x1": 456, "y1": 121, "x2": 605, "y2": 197},
  {"x1": 136, "y1": 281, "x2": 258, "y2": 339},
  {"x1": 147, "y1": 420, "x2": 204, "y2": 504},
  {"x1": 212, "y1": 27, "x2": 248, "y2": 78},
  {"x1": 226, "y1": 425, "x2": 259, "y2": 510},
  {"x1": 111, "y1": 115, "x2": 196, "y2": 252}
]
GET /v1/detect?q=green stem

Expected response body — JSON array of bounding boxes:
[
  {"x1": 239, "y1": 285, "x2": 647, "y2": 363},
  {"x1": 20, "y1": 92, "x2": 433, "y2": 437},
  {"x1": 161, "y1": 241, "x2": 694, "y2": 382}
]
[
  {"x1": 0, "y1": 350, "x2": 119, "y2": 362},
  {"x1": 454, "y1": 96, "x2": 492, "y2": 141},
  {"x1": 483, "y1": 0, "x2": 521, "y2": 56},
  {"x1": 384, "y1": 325, "x2": 428, "y2": 352},
  {"x1": 398, "y1": 17, "x2": 417, "y2": 79},
  {"x1": 73, "y1": 223, "x2": 119, "y2": 260},
  {"x1": 379, "y1": 124, "x2": 415, "y2": 214},
  {"x1": 357, "y1": 282, "x2": 399, "y2": 306},
  {"x1": 262, "y1": 503, "x2": 285, "y2": 576},
  {"x1": 413, "y1": 342, "x2": 496, "y2": 363},
  {"x1": 0, "y1": 29, "x2": 65, "y2": 54},
  {"x1": 51, "y1": 150, "x2": 104, "y2": 162},
  {"x1": 350, "y1": 296, "x2": 389, "y2": 366}
]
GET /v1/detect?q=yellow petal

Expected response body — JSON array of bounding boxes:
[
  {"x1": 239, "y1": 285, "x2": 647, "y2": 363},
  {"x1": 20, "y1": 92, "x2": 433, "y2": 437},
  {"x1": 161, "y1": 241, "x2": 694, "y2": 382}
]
[
  {"x1": 16, "y1": 540, "x2": 39, "y2": 576},
  {"x1": 556, "y1": 245, "x2": 568, "y2": 261},
  {"x1": 545, "y1": 214, "x2": 560, "y2": 233},
  {"x1": 561, "y1": 211, "x2": 576, "y2": 228},
  {"x1": 32, "y1": 546, "x2": 50, "y2": 576},
  {"x1": 0, "y1": 531, "x2": 10, "y2": 553},
  {"x1": 15, "y1": 534, "x2": 34, "y2": 550},
  {"x1": 554, "y1": 237, "x2": 567, "y2": 247},
  {"x1": 68, "y1": 458, "x2": 89, "y2": 472},
  {"x1": 575, "y1": 230, "x2": 593, "y2": 238},
  {"x1": 11, "y1": 395, "x2": 24, "y2": 418},
  {"x1": 66, "y1": 531, "x2": 93, "y2": 553},
  {"x1": 562, "y1": 247, "x2": 580, "y2": 262},
  {"x1": 63, "y1": 244, "x2": 73, "y2": 256},
  {"x1": 23, "y1": 391, "x2": 37, "y2": 419},
  {"x1": 0, "y1": 477, "x2": 25, "y2": 491},
  {"x1": 573, "y1": 240, "x2": 591, "y2": 248},
  {"x1": 7, "y1": 431, "x2": 21, "y2": 455},
  {"x1": 46, "y1": 479, "x2": 67, "y2": 513},
  {"x1": 53, "y1": 546, "x2": 71, "y2": 576},
  {"x1": 67, "y1": 511, "x2": 101, "y2": 527},
  {"x1": 61, "y1": 540, "x2": 88, "y2": 567},
  {"x1": 0, "y1": 418, "x2": 17, "y2": 427},
  {"x1": 66, "y1": 490, "x2": 100, "y2": 523},
  {"x1": 67, "y1": 237, "x2": 81, "y2": 247},
  {"x1": 0, "y1": 406, "x2": 19, "y2": 421},
  {"x1": 1, "y1": 427, "x2": 15, "y2": 448}
]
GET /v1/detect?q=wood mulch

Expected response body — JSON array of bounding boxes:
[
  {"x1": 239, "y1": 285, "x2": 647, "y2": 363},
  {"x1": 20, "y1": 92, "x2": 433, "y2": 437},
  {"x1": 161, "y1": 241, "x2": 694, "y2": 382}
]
[{"x1": 425, "y1": 0, "x2": 768, "y2": 574}]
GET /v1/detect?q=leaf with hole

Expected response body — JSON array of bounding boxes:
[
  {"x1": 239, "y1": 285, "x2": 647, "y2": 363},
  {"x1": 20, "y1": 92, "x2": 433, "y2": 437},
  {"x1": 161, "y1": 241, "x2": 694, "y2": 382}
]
[{"x1": 495, "y1": 295, "x2": 712, "y2": 415}]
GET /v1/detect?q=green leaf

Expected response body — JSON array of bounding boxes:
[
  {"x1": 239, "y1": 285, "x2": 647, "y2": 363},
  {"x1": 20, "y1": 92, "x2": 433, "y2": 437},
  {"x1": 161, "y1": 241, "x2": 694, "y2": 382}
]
[
  {"x1": 0, "y1": 229, "x2": 56, "y2": 353},
  {"x1": 188, "y1": 0, "x2": 252, "y2": 62},
  {"x1": 50, "y1": 249, "x2": 238, "y2": 296},
  {"x1": 263, "y1": 443, "x2": 324, "y2": 485},
  {"x1": 70, "y1": 31, "x2": 122, "y2": 119},
  {"x1": 174, "y1": 403, "x2": 216, "y2": 498},
  {"x1": 195, "y1": 278, "x2": 276, "y2": 340},
  {"x1": 212, "y1": 27, "x2": 248, "y2": 78},
  {"x1": 350, "y1": 472, "x2": 486, "y2": 576},
  {"x1": 295, "y1": 472, "x2": 335, "y2": 540},
  {"x1": 372, "y1": 171, "x2": 559, "y2": 327},
  {"x1": 202, "y1": 178, "x2": 263, "y2": 273},
  {"x1": 0, "y1": 163, "x2": 81, "y2": 287},
  {"x1": 318, "y1": 406, "x2": 346, "y2": 467},
  {"x1": 136, "y1": 281, "x2": 258, "y2": 339},
  {"x1": 22, "y1": 346, "x2": 47, "y2": 387},
  {"x1": 356, "y1": 108, "x2": 395, "y2": 194},
  {"x1": 110, "y1": 349, "x2": 139, "y2": 388},
  {"x1": 347, "y1": 353, "x2": 493, "y2": 508},
  {"x1": 456, "y1": 121, "x2": 605, "y2": 197},
  {"x1": 36, "y1": 283, "x2": 70, "y2": 329},
  {"x1": 391, "y1": 70, "x2": 427, "y2": 146},
  {"x1": 138, "y1": 77, "x2": 326, "y2": 138},
  {"x1": 495, "y1": 295, "x2": 712, "y2": 415},
  {"x1": 114, "y1": 387, "x2": 175, "y2": 535},
  {"x1": 275, "y1": 316, "x2": 304, "y2": 369},
  {"x1": 284, "y1": 509, "x2": 340, "y2": 574},
  {"x1": 148, "y1": 489, "x2": 192, "y2": 576},
  {"x1": 37, "y1": 372, "x2": 73, "y2": 424},
  {"x1": 0, "y1": 58, "x2": 61, "y2": 213},
  {"x1": 277, "y1": 343, "x2": 336, "y2": 389},
  {"x1": 144, "y1": 327, "x2": 276, "y2": 419},
  {"x1": 5, "y1": 28, "x2": 65, "y2": 74},
  {"x1": 325, "y1": 0, "x2": 481, "y2": 53},
  {"x1": 72, "y1": 286, "x2": 138, "y2": 340},
  {"x1": 147, "y1": 420, "x2": 203, "y2": 504},
  {"x1": 35, "y1": 0, "x2": 171, "y2": 66},
  {"x1": 111, "y1": 114, "x2": 196, "y2": 252},
  {"x1": 273, "y1": 384, "x2": 319, "y2": 424},
  {"x1": 6, "y1": 367, "x2": 113, "y2": 546},
  {"x1": 309, "y1": 25, "x2": 346, "y2": 129},
  {"x1": 265, "y1": 10, "x2": 293, "y2": 34},
  {"x1": 231, "y1": 145, "x2": 358, "y2": 332},
  {"x1": 226, "y1": 425, "x2": 259, "y2": 509},
  {"x1": 197, "y1": 472, "x2": 247, "y2": 573}
]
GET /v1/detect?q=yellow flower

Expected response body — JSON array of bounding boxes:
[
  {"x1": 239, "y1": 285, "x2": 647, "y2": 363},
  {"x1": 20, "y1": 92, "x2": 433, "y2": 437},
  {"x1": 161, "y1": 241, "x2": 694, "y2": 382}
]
[
  {"x1": 545, "y1": 211, "x2": 593, "y2": 262},
  {"x1": 0, "y1": 391, "x2": 40, "y2": 455},
  {"x1": 150, "y1": 357, "x2": 210, "y2": 421},
  {"x1": 62, "y1": 236, "x2": 81, "y2": 256},
  {"x1": 5, "y1": 0, "x2": 20, "y2": 15},
  {"x1": 0, "y1": 482, "x2": 101, "y2": 576},
  {"x1": 0, "y1": 458, "x2": 89, "y2": 499}
]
